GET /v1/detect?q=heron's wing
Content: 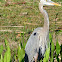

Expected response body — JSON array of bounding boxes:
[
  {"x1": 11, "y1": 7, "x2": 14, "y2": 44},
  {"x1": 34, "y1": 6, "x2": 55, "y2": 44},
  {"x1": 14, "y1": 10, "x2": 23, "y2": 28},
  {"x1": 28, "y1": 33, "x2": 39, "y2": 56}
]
[
  {"x1": 25, "y1": 27, "x2": 49, "y2": 61},
  {"x1": 25, "y1": 28, "x2": 41, "y2": 62}
]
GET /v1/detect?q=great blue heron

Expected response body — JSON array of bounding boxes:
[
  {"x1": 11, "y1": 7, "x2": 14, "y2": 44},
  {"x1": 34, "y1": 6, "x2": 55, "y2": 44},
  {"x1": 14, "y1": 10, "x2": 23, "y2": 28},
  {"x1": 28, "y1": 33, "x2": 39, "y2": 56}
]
[{"x1": 25, "y1": 0, "x2": 61, "y2": 62}]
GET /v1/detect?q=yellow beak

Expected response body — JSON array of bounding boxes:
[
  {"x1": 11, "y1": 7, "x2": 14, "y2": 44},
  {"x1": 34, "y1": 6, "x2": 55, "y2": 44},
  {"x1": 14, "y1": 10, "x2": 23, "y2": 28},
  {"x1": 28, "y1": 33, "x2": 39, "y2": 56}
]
[{"x1": 50, "y1": 2, "x2": 61, "y2": 6}]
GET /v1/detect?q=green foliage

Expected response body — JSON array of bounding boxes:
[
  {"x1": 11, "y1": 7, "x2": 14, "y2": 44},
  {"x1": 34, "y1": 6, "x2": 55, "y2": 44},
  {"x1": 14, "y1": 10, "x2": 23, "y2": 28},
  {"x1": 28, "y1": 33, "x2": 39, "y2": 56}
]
[
  {"x1": 22, "y1": 26, "x2": 26, "y2": 49},
  {"x1": 0, "y1": 34, "x2": 61, "y2": 62},
  {"x1": 17, "y1": 32, "x2": 25, "y2": 62},
  {"x1": 0, "y1": 54, "x2": 3, "y2": 62},
  {"x1": 4, "y1": 39, "x2": 11, "y2": 62},
  {"x1": 0, "y1": 0, "x2": 4, "y2": 3},
  {"x1": 43, "y1": 47, "x2": 50, "y2": 62},
  {"x1": 55, "y1": 40, "x2": 61, "y2": 62},
  {"x1": 56, "y1": 40, "x2": 60, "y2": 55},
  {"x1": 18, "y1": 44, "x2": 25, "y2": 62},
  {"x1": 0, "y1": 45, "x2": 3, "y2": 55},
  {"x1": 0, "y1": 45, "x2": 3, "y2": 62},
  {"x1": 50, "y1": 41, "x2": 55, "y2": 62},
  {"x1": 49, "y1": 33, "x2": 55, "y2": 62},
  {"x1": 51, "y1": 41, "x2": 55, "y2": 52}
]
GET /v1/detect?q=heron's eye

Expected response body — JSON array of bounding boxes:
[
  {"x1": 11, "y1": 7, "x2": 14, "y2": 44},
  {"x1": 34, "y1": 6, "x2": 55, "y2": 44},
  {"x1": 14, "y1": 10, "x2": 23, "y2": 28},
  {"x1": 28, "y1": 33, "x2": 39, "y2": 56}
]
[{"x1": 33, "y1": 32, "x2": 36, "y2": 36}]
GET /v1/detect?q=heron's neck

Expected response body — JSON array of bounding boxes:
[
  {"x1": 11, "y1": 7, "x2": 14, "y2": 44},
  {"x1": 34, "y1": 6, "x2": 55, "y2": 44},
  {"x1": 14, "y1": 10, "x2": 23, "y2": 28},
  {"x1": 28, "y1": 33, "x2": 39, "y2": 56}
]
[{"x1": 39, "y1": 3, "x2": 49, "y2": 30}]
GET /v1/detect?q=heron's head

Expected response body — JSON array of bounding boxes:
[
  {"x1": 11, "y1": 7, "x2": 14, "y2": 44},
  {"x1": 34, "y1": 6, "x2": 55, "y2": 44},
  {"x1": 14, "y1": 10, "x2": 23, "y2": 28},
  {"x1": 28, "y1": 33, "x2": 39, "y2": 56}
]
[{"x1": 40, "y1": 0, "x2": 61, "y2": 6}]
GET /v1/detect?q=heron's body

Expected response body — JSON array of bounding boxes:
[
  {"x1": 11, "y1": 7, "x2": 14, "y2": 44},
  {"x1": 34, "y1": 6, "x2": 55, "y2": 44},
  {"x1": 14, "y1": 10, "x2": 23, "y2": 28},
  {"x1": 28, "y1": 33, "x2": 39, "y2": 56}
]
[
  {"x1": 25, "y1": 0, "x2": 61, "y2": 62},
  {"x1": 25, "y1": 27, "x2": 49, "y2": 62}
]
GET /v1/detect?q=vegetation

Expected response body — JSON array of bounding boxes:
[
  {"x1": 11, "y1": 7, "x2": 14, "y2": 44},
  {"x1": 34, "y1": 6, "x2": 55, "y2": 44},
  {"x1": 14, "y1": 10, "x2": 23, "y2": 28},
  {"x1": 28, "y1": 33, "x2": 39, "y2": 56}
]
[
  {"x1": 0, "y1": 34, "x2": 62, "y2": 62},
  {"x1": 0, "y1": 0, "x2": 62, "y2": 62}
]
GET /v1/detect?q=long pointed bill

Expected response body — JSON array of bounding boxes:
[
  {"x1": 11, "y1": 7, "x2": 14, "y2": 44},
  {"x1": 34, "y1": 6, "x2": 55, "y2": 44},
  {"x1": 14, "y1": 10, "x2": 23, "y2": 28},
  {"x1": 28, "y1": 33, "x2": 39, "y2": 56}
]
[
  {"x1": 44, "y1": 1, "x2": 61, "y2": 6},
  {"x1": 50, "y1": 2, "x2": 61, "y2": 6}
]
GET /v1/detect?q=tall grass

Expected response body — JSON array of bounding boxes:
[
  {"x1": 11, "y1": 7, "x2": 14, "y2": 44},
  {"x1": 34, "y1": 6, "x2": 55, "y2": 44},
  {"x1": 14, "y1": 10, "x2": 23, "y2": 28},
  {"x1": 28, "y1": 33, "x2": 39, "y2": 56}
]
[{"x1": 0, "y1": 33, "x2": 61, "y2": 62}]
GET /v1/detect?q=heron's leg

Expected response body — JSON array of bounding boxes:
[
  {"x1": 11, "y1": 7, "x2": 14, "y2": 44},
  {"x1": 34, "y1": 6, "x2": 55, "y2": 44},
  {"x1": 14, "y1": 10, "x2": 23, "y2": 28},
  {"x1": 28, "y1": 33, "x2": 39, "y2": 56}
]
[{"x1": 33, "y1": 53, "x2": 38, "y2": 62}]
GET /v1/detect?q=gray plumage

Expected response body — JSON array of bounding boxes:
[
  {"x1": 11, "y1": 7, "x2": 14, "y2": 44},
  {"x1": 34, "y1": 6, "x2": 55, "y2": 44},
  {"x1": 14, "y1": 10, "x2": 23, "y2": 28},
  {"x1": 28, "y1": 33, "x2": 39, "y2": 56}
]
[
  {"x1": 25, "y1": 0, "x2": 61, "y2": 62},
  {"x1": 25, "y1": 27, "x2": 49, "y2": 62}
]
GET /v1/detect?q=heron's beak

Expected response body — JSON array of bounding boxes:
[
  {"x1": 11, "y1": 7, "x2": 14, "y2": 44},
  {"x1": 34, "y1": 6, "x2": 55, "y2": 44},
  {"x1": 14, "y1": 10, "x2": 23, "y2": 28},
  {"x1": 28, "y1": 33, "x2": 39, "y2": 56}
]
[
  {"x1": 43, "y1": 1, "x2": 61, "y2": 6},
  {"x1": 50, "y1": 2, "x2": 61, "y2": 6}
]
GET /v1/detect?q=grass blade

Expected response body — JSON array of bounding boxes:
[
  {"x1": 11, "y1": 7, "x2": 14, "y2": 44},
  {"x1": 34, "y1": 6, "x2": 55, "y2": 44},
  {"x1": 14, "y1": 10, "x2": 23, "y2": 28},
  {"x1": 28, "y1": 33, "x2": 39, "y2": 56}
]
[
  {"x1": 56, "y1": 40, "x2": 60, "y2": 62},
  {"x1": 50, "y1": 41, "x2": 55, "y2": 62},
  {"x1": 56, "y1": 40, "x2": 60, "y2": 55},
  {"x1": 0, "y1": 54, "x2": 3, "y2": 62},
  {"x1": 4, "y1": 39, "x2": 11, "y2": 62},
  {"x1": 0, "y1": 45, "x2": 3, "y2": 55},
  {"x1": 43, "y1": 47, "x2": 50, "y2": 62},
  {"x1": 18, "y1": 44, "x2": 25, "y2": 62}
]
